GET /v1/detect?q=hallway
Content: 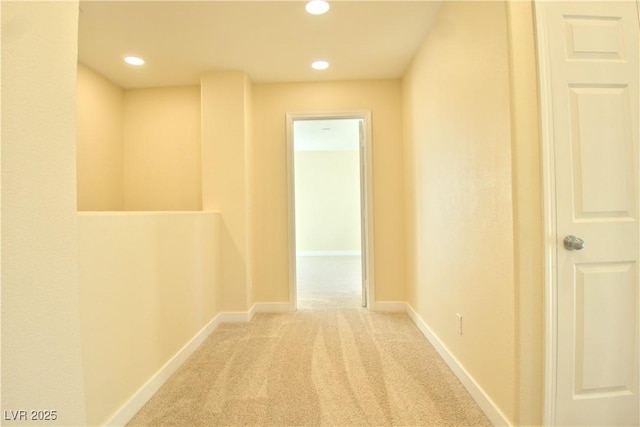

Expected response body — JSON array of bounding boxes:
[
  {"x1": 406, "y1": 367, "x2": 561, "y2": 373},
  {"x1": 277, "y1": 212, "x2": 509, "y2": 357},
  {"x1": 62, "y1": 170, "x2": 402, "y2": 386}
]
[
  {"x1": 127, "y1": 259, "x2": 491, "y2": 426},
  {"x1": 3, "y1": 2, "x2": 546, "y2": 426}
]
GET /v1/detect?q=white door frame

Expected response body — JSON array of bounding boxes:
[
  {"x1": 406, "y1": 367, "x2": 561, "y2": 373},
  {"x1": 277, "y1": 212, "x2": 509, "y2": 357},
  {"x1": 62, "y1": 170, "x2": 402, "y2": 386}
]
[
  {"x1": 534, "y1": 2, "x2": 560, "y2": 421},
  {"x1": 285, "y1": 111, "x2": 374, "y2": 311}
]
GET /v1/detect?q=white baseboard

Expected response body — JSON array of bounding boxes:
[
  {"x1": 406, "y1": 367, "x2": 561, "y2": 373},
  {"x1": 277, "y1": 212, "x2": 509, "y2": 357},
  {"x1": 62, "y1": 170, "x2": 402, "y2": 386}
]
[
  {"x1": 106, "y1": 301, "x2": 510, "y2": 427},
  {"x1": 106, "y1": 302, "x2": 294, "y2": 426},
  {"x1": 219, "y1": 310, "x2": 253, "y2": 323},
  {"x1": 221, "y1": 302, "x2": 294, "y2": 324},
  {"x1": 370, "y1": 301, "x2": 408, "y2": 312},
  {"x1": 106, "y1": 312, "x2": 224, "y2": 426},
  {"x1": 405, "y1": 304, "x2": 511, "y2": 427},
  {"x1": 296, "y1": 250, "x2": 361, "y2": 257}
]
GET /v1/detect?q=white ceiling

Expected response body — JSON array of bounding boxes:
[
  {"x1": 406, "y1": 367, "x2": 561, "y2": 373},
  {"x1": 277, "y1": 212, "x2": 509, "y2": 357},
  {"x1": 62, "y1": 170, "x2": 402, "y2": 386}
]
[
  {"x1": 294, "y1": 119, "x2": 361, "y2": 151},
  {"x1": 78, "y1": 1, "x2": 442, "y2": 89}
]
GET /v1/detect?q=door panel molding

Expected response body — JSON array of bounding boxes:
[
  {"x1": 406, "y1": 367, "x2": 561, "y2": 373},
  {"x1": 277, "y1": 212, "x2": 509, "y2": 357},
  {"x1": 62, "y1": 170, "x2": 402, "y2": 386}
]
[{"x1": 536, "y1": 1, "x2": 640, "y2": 425}]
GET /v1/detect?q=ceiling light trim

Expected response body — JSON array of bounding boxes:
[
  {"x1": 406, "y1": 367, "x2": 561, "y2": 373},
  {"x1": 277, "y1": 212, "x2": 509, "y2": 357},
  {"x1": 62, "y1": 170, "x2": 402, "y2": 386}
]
[
  {"x1": 311, "y1": 60, "x2": 329, "y2": 70},
  {"x1": 305, "y1": 0, "x2": 330, "y2": 15},
  {"x1": 124, "y1": 56, "x2": 145, "y2": 66}
]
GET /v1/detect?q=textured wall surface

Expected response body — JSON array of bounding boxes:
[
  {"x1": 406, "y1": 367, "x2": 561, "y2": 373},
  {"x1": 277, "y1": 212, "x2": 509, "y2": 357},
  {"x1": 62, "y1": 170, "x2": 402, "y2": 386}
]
[
  {"x1": 402, "y1": 1, "x2": 517, "y2": 423},
  {"x1": 1, "y1": 2, "x2": 88, "y2": 425},
  {"x1": 123, "y1": 86, "x2": 202, "y2": 211},
  {"x1": 294, "y1": 150, "x2": 361, "y2": 253},
  {"x1": 76, "y1": 63, "x2": 124, "y2": 211}
]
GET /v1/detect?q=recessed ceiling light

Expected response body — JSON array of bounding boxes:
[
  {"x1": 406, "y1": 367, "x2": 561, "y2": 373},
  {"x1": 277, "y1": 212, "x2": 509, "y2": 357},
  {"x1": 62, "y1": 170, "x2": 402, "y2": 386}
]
[
  {"x1": 306, "y1": 0, "x2": 330, "y2": 15},
  {"x1": 124, "y1": 56, "x2": 145, "y2": 66},
  {"x1": 312, "y1": 60, "x2": 329, "y2": 70}
]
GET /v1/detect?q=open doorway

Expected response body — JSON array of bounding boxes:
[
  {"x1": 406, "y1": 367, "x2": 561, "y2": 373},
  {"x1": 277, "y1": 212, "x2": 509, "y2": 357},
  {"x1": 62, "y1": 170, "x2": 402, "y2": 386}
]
[{"x1": 286, "y1": 112, "x2": 373, "y2": 311}]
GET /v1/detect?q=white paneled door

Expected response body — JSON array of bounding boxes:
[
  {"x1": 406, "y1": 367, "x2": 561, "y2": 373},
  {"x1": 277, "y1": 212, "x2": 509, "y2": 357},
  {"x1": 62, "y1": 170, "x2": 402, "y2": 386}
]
[{"x1": 537, "y1": 1, "x2": 639, "y2": 425}]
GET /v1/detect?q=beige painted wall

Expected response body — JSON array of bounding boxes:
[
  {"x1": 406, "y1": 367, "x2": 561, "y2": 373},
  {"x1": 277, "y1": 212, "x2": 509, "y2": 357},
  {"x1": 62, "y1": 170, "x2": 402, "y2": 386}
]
[
  {"x1": 77, "y1": 63, "x2": 124, "y2": 210},
  {"x1": 201, "y1": 71, "x2": 253, "y2": 311},
  {"x1": 78, "y1": 212, "x2": 221, "y2": 426},
  {"x1": 294, "y1": 150, "x2": 361, "y2": 253},
  {"x1": 1, "y1": 2, "x2": 88, "y2": 425},
  {"x1": 252, "y1": 80, "x2": 404, "y2": 303},
  {"x1": 403, "y1": 1, "x2": 517, "y2": 423},
  {"x1": 77, "y1": 67, "x2": 202, "y2": 211},
  {"x1": 123, "y1": 86, "x2": 202, "y2": 211}
]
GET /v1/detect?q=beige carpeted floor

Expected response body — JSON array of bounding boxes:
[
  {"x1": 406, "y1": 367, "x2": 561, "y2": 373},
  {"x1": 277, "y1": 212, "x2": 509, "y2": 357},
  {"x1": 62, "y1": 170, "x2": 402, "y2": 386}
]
[{"x1": 128, "y1": 257, "x2": 492, "y2": 426}]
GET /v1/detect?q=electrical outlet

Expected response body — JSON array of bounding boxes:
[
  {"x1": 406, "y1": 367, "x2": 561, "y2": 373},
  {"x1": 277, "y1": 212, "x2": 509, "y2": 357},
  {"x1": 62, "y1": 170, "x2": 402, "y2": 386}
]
[{"x1": 456, "y1": 313, "x2": 463, "y2": 335}]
